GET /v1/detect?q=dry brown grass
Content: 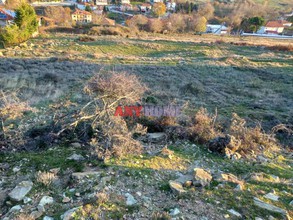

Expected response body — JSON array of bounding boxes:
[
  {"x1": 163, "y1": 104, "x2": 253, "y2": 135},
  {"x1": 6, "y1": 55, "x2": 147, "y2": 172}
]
[
  {"x1": 267, "y1": 44, "x2": 293, "y2": 52},
  {"x1": 188, "y1": 108, "x2": 221, "y2": 144},
  {"x1": 35, "y1": 170, "x2": 57, "y2": 186}
]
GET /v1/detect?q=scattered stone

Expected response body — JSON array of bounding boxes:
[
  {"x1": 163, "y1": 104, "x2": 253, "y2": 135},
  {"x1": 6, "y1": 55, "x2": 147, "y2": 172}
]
[
  {"x1": 227, "y1": 209, "x2": 242, "y2": 218},
  {"x1": 72, "y1": 171, "x2": 101, "y2": 180},
  {"x1": 136, "y1": 191, "x2": 142, "y2": 197},
  {"x1": 253, "y1": 197, "x2": 288, "y2": 216},
  {"x1": 8, "y1": 181, "x2": 33, "y2": 202},
  {"x1": 193, "y1": 168, "x2": 212, "y2": 187},
  {"x1": 175, "y1": 174, "x2": 193, "y2": 185},
  {"x1": 147, "y1": 132, "x2": 166, "y2": 143},
  {"x1": 70, "y1": 142, "x2": 81, "y2": 148},
  {"x1": 289, "y1": 200, "x2": 293, "y2": 206},
  {"x1": 43, "y1": 216, "x2": 54, "y2": 220},
  {"x1": 23, "y1": 197, "x2": 32, "y2": 204},
  {"x1": 234, "y1": 184, "x2": 244, "y2": 191},
  {"x1": 169, "y1": 180, "x2": 187, "y2": 195},
  {"x1": 61, "y1": 207, "x2": 81, "y2": 220},
  {"x1": 257, "y1": 155, "x2": 268, "y2": 163},
  {"x1": 125, "y1": 193, "x2": 137, "y2": 206},
  {"x1": 255, "y1": 218, "x2": 264, "y2": 220},
  {"x1": 8, "y1": 205, "x2": 22, "y2": 213},
  {"x1": 216, "y1": 173, "x2": 243, "y2": 185},
  {"x1": 75, "y1": 192, "x2": 80, "y2": 197},
  {"x1": 170, "y1": 208, "x2": 180, "y2": 216},
  {"x1": 49, "y1": 168, "x2": 60, "y2": 174},
  {"x1": 208, "y1": 135, "x2": 241, "y2": 158},
  {"x1": 264, "y1": 193, "x2": 279, "y2": 202},
  {"x1": 30, "y1": 211, "x2": 43, "y2": 219},
  {"x1": 62, "y1": 197, "x2": 71, "y2": 203},
  {"x1": 39, "y1": 196, "x2": 54, "y2": 206},
  {"x1": 231, "y1": 152, "x2": 242, "y2": 160},
  {"x1": 67, "y1": 153, "x2": 85, "y2": 161},
  {"x1": 37, "y1": 204, "x2": 46, "y2": 213},
  {"x1": 13, "y1": 167, "x2": 21, "y2": 173}
]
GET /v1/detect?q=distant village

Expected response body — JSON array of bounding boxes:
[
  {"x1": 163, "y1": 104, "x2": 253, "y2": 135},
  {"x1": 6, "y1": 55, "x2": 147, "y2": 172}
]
[{"x1": 0, "y1": 0, "x2": 292, "y2": 37}]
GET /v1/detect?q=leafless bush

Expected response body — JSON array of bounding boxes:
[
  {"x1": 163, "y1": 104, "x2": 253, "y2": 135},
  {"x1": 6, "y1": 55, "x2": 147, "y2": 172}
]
[
  {"x1": 0, "y1": 91, "x2": 35, "y2": 149},
  {"x1": 147, "y1": 19, "x2": 164, "y2": 33},
  {"x1": 267, "y1": 45, "x2": 293, "y2": 52},
  {"x1": 67, "y1": 72, "x2": 148, "y2": 159},
  {"x1": 126, "y1": 15, "x2": 148, "y2": 31},
  {"x1": 188, "y1": 108, "x2": 220, "y2": 143},
  {"x1": 35, "y1": 171, "x2": 57, "y2": 187},
  {"x1": 229, "y1": 113, "x2": 279, "y2": 154}
]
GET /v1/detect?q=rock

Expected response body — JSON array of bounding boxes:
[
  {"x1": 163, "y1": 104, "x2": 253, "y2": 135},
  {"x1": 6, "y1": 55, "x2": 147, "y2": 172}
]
[
  {"x1": 289, "y1": 200, "x2": 293, "y2": 206},
  {"x1": 216, "y1": 173, "x2": 243, "y2": 185},
  {"x1": 23, "y1": 197, "x2": 32, "y2": 204},
  {"x1": 169, "y1": 180, "x2": 187, "y2": 195},
  {"x1": 70, "y1": 142, "x2": 81, "y2": 148},
  {"x1": 255, "y1": 218, "x2": 264, "y2": 220},
  {"x1": 72, "y1": 171, "x2": 101, "y2": 180},
  {"x1": 227, "y1": 209, "x2": 242, "y2": 218},
  {"x1": 8, "y1": 181, "x2": 33, "y2": 202},
  {"x1": 136, "y1": 192, "x2": 142, "y2": 197},
  {"x1": 30, "y1": 210, "x2": 43, "y2": 219},
  {"x1": 8, "y1": 205, "x2": 22, "y2": 213},
  {"x1": 253, "y1": 197, "x2": 288, "y2": 216},
  {"x1": 147, "y1": 132, "x2": 166, "y2": 143},
  {"x1": 170, "y1": 208, "x2": 180, "y2": 216},
  {"x1": 231, "y1": 152, "x2": 242, "y2": 160},
  {"x1": 39, "y1": 196, "x2": 54, "y2": 206},
  {"x1": 49, "y1": 168, "x2": 60, "y2": 174},
  {"x1": 43, "y1": 217, "x2": 54, "y2": 220},
  {"x1": 61, "y1": 207, "x2": 81, "y2": 220},
  {"x1": 208, "y1": 135, "x2": 241, "y2": 158},
  {"x1": 234, "y1": 184, "x2": 244, "y2": 191},
  {"x1": 269, "y1": 175, "x2": 280, "y2": 182},
  {"x1": 13, "y1": 167, "x2": 21, "y2": 173},
  {"x1": 257, "y1": 155, "x2": 268, "y2": 163},
  {"x1": 193, "y1": 168, "x2": 212, "y2": 187},
  {"x1": 264, "y1": 193, "x2": 279, "y2": 202},
  {"x1": 67, "y1": 153, "x2": 85, "y2": 161},
  {"x1": 125, "y1": 193, "x2": 137, "y2": 206},
  {"x1": 38, "y1": 204, "x2": 46, "y2": 213},
  {"x1": 62, "y1": 197, "x2": 71, "y2": 203},
  {"x1": 175, "y1": 174, "x2": 193, "y2": 185}
]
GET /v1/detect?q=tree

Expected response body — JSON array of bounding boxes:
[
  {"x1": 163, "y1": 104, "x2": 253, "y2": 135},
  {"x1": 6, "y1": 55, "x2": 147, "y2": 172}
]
[
  {"x1": 14, "y1": 3, "x2": 38, "y2": 36},
  {"x1": 193, "y1": 16, "x2": 207, "y2": 32},
  {"x1": 287, "y1": 16, "x2": 293, "y2": 23},
  {"x1": 240, "y1": 16, "x2": 264, "y2": 33},
  {"x1": 147, "y1": 18, "x2": 163, "y2": 33},
  {"x1": 152, "y1": 2, "x2": 166, "y2": 17},
  {"x1": 85, "y1": 5, "x2": 92, "y2": 12},
  {"x1": 0, "y1": 3, "x2": 38, "y2": 45},
  {"x1": 198, "y1": 3, "x2": 214, "y2": 20}
]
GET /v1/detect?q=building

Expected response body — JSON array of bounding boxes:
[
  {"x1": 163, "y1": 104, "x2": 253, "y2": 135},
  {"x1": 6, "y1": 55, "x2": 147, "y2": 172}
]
[
  {"x1": 71, "y1": 9, "x2": 92, "y2": 23},
  {"x1": 139, "y1": 3, "x2": 152, "y2": 12},
  {"x1": 0, "y1": 8, "x2": 15, "y2": 27},
  {"x1": 264, "y1": 20, "x2": 292, "y2": 34},
  {"x1": 94, "y1": 0, "x2": 108, "y2": 6},
  {"x1": 120, "y1": 0, "x2": 130, "y2": 4},
  {"x1": 206, "y1": 24, "x2": 228, "y2": 34}
]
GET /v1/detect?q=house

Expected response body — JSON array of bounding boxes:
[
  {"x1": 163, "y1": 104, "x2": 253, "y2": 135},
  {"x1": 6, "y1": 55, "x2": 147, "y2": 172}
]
[
  {"x1": 206, "y1": 24, "x2": 228, "y2": 34},
  {"x1": 119, "y1": 0, "x2": 130, "y2": 4},
  {"x1": 150, "y1": 0, "x2": 164, "y2": 4},
  {"x1": 94, "y1": 0, "x2": 108, "y2": 6},
  {"x1": 71, "y1": 9, "x2": 92, "y2": 23},
  {"x1": 0, "y1": 8, "x2": 15, "y2": 27},
  {"x1": 119, "y1": 4, "x2": 132, "y2": 11},
  {"x1": 264, "y1": 20, "x2": 292, "y2": 34},
  {"x1": 0, "y1": 0, "x2": 6, "y2": 5},
  {"x1": 166, "y1": 1, "x2": 176, "y2": 11},
  {"x1": 139, "y1": 3, "x2": 152, "y2": 12}
]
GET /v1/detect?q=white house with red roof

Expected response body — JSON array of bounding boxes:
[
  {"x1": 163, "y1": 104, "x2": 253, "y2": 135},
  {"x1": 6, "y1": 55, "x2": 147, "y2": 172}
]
[
  {"x1": 71, "y1": 9, "x2": 92, "y2": 23},
  {"x1": 264, "y1": 20, "x2": 292, "y2": 34}
]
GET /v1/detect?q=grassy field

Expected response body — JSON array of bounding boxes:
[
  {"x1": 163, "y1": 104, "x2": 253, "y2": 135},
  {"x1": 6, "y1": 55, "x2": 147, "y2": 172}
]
[{"x1": 0, "y1": 33, "x2": 292, "y2": 219}]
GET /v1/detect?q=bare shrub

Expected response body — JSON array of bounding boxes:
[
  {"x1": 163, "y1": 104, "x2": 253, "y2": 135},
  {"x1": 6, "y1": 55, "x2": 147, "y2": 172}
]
[
  {"x1": 67, "y1": 72, "x2": 148, "y2": 159},
  {"x1": 229, "y1": 113, "x2": 279, "y2": 155},
  {"x1": 164, "y1": 14, "x2": 187, "y2": 33},
  {"x1": 151, "y1": 211, "x2": 172, "y2": 220},
  {"x1": 126, "y1": 15, "x2": 148, "y2": 31},
  {"x1": 147, "y1": 19, "x2": 164, "y2": 33},
  {"x1": 0, "y1": 91, "x2": 35, "y2": 149},
  {"x1": 35, "y1": 171, "x2": 57, "y2": 186},
  {"x1": 188, "y1": 108, "x2": 220, "y2": 143},
  {"x1": 267, "y1": 45, "x2": 293, "y2": 52}
]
